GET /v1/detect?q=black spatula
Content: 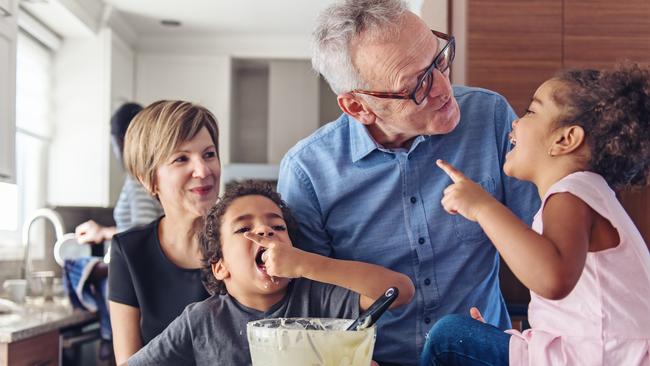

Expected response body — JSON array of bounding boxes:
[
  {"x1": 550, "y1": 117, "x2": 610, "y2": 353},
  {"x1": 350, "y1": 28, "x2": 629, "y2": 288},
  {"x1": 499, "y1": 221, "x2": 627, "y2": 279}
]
[{"x1": 346, "y1": 287, "x2": 399, "y2": 331}]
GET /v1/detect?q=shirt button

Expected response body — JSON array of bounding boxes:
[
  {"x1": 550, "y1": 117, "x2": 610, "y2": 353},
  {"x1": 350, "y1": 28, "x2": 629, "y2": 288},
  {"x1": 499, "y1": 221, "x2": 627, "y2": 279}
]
[
  {"x1": 418, "y1": 237, "x2": 425, "y2": 245},
  {"x1": 424, "y1": 317, "x2": 431, "y2": 324},
  {"x1": 410, "y1": 196, "x2": 417, "y2": 204},
  {"x1": 407, "y1": 155, "x2": 412, "y2": 160},
  {"x1": 424, "y1": 278, "x2": 431, "y2": 286}
]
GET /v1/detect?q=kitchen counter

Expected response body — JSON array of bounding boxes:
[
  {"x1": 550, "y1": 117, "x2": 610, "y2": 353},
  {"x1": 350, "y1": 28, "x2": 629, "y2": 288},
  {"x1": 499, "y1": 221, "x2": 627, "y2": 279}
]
[{"x1": 0, "y1": 301, "x2": 96, "y2": 343}]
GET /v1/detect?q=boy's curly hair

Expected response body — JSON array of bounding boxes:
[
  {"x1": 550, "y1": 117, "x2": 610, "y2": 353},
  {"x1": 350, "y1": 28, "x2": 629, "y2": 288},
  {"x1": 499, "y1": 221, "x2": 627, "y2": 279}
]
[
  {"x1": 198, "y1": 180, "x2": 299, "y2": 295},
  {"x1": 551, "y1": 62, "x2": 650, "y2": 189}
]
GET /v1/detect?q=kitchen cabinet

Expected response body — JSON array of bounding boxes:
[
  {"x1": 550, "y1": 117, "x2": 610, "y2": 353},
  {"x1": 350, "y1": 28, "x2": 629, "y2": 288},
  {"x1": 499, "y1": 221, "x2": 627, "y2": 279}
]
[
  {"x1": 0, "y1": 303, "x2": 97, "y2": 366},
  {"x1": 467, "y1": 0, "x2": 650, "y2": 244},
  {"x1": 0, "y1": 0, "x2": 17, "y2": 184},
  {"x1": 226, "y1": 58, "x2": 339, "y2": 186},
  {"x1": 467, "y1": 0, "x2": 563, "y2": 116},
  {"x1": 0, "y1": 330, "x2": 59, "y2": 366},
  {"x1": 230, "y1": 59, "x2": 339, "y2": 165}
]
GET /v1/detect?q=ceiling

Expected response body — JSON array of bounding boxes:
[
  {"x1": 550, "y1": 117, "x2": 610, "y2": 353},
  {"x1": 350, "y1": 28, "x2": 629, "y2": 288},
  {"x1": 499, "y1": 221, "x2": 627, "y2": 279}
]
[{"x1": 105, "y1": 0, "x2": 340, "y2": 36}]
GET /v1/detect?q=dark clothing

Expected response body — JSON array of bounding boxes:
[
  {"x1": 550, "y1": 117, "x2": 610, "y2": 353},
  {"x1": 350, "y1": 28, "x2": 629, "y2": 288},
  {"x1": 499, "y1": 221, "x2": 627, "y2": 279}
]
[
  {"x1": 128, "y1": 278, "x2": 360, "y2": 366},
  {"x1": 63, "y1": 257, "x2": 111, "y2": 340},
  {"x1": 108, "y1": 218, "x2": 209, "y2": 344}
]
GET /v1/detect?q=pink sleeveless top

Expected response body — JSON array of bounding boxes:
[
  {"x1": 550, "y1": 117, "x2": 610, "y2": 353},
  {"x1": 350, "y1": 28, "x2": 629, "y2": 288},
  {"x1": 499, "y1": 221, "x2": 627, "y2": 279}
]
[{"x1": 508, "y1": 172, "x2": 650, "y2": 365}]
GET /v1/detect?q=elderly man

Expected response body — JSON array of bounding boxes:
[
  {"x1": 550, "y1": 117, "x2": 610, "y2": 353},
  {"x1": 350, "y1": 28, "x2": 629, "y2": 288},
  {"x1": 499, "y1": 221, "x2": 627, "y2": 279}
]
[{"x1": 277, "y1": 0, "x2": 539, "y2": 364}]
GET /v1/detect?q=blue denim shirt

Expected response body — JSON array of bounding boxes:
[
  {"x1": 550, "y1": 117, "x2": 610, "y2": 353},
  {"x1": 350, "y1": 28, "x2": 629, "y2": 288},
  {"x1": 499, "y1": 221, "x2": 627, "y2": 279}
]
[{"x1": 277, "y1": 86, "x2": 539, "y2": 365}]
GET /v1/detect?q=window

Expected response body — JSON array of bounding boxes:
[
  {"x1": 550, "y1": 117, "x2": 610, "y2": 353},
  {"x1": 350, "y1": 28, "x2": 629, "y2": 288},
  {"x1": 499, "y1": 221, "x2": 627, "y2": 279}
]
[{"x1": 0, "y1": 30, "x2": 54, "y2": 256}]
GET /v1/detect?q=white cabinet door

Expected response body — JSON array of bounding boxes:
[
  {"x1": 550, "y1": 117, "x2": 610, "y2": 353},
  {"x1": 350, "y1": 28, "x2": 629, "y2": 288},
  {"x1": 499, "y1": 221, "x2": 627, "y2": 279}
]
[{"x1": 0, "y1": 0, "x2": 17, "y2": 183}]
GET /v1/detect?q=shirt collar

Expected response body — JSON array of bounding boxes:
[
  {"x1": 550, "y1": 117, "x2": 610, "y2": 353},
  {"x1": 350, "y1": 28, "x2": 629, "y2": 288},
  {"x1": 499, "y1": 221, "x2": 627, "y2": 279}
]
[
  {"x1": 349, "y1": 115, "x2": 381, "y2": 163},
  {"x1": 348, "y1": 115, "x2": 429, "y2": 162}
]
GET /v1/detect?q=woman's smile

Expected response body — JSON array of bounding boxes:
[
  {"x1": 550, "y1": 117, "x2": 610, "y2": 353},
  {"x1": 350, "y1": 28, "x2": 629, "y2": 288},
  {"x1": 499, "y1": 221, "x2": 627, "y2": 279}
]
[{"x1": 189, "y1": 184, "x2": 214, "y2": 197}]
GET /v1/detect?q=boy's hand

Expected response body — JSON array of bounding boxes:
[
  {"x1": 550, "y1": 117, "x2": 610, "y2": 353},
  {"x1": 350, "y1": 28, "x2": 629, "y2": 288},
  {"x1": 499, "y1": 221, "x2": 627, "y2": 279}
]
[
  {"x1": 436, "y1": 159, "x2": 496, "y2": 222},
  {"x1": 244, "y1": 232, "x2": 305, "y2": 279}
]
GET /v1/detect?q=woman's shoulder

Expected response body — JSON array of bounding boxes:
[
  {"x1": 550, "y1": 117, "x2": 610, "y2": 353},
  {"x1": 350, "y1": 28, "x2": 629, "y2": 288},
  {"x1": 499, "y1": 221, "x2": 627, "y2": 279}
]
[{"x1": 113, "y1": 218, "x2": 161, "y2": 252}]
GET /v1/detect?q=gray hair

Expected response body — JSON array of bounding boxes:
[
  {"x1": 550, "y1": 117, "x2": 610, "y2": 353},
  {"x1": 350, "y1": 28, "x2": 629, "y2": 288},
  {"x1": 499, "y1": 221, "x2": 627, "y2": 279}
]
[{"x1": 312, "y1": 0, "x2": 409, "y2": 95}]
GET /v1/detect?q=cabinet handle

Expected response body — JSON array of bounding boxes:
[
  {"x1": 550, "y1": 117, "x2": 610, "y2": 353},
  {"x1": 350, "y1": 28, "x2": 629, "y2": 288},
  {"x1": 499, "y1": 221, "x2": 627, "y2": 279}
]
[
  {"x1": 0, "y1": 5, "x2": 11, "y2": 17},
  {"x1": 0, "y1": 173, "x2": 9, "y2": 178}
]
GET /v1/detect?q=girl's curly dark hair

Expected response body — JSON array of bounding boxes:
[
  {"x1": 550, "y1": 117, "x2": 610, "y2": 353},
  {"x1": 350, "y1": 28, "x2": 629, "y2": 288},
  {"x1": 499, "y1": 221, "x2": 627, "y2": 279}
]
[
  {"x1": 198, "y1": 180, "x2": 299, "y2": 295},
  {"x1": 551, "y1": 62, "x2": 650, "y2": 189}
]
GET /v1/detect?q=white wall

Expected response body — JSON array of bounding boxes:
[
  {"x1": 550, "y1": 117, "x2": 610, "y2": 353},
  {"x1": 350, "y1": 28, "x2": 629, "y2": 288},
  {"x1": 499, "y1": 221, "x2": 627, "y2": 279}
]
[
  {"x1": 451, "y1": 0, "x2": 467, "y2": 85},
  {"x1": 419, "y1": 0, "x2": 448, "y2": 32},
  {"x1": 418, "y1": 0, "x2": 466, "y2": 85},
  {"x1": 135, "y1": 53, "x2": 232, "y2": 165},
  {"x1": 48, "y1": 28, "x2": 111, "y2": 207},
  {"x1": 135, "y1": 33, "x2": 311, "y2": 59},
  {"x1": 108, "y1": 32, "x2": 134, "y2": 204}
]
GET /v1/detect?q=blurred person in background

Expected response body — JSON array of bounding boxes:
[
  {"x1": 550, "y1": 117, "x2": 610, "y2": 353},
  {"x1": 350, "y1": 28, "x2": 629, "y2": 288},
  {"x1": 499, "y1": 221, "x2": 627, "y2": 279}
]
[{"x1": 75, "y1": 102, "x2": 163, "y2": 247}]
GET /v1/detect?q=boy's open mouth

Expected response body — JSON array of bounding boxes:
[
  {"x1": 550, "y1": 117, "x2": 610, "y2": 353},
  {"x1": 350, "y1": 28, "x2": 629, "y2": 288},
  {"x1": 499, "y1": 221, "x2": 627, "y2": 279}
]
[{"x1": 255, "y1": 248, "x2": 267, "y2": 270}]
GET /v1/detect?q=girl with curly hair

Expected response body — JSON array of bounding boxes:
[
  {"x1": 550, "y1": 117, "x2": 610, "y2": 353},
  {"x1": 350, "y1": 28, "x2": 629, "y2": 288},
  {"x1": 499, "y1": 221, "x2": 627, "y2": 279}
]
[{"x1": 421, "y1": 63, "x2": 650, "y2": 366}]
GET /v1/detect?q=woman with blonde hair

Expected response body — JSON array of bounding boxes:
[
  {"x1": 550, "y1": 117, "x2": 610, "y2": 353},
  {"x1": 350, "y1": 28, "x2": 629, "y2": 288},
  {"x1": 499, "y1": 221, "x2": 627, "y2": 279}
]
[{"x1": 108, "y1": 100, "x2": 220, "y2": 363}]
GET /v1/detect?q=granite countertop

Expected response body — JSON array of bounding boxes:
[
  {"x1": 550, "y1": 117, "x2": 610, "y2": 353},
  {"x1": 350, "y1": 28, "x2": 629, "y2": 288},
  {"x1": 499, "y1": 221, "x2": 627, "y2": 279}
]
[{"x1": 0, "y1": 300, "x2": 97, "y2": 343}]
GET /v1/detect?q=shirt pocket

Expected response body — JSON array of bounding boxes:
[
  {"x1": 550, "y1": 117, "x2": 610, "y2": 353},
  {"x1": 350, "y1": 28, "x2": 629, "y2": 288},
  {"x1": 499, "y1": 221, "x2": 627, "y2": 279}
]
[{"x1": 452, "y1": 177, "x2": 496, "y2": 243}]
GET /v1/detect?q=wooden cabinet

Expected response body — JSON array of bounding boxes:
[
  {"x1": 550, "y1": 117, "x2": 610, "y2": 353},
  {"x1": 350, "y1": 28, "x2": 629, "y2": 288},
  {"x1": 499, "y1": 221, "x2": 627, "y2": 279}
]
[
  {"x1": 468, "y1": 0, "x2": 650, "y2": 112},
  {"x1": 467, "y1": 0, "x2": 563, "y2": 116},
  {"x1": 467, "y1": 0, "x2": 650, "y2": 242},
  {"x1": 564, "y1": 0, "x2": 650, "y2": 69},
  {"x1": 0, "y1": 0, "x2": 17, "y2": 184},
  {"x1": 0, "y1": 330, "x2": 59, "y2": 366}
]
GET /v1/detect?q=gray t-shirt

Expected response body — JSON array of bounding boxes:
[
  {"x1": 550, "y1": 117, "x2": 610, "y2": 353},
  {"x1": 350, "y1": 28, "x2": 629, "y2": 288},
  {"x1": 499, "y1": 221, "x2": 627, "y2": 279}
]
[{"x1": 128, "y1": 278, "x2": 360, "y2": 366}]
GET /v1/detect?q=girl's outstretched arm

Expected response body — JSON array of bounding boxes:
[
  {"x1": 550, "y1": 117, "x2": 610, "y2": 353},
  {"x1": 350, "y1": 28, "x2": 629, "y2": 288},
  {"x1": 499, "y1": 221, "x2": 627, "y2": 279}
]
[{"x1": 437, "y1": 159, "x2": 592, "y2": 300}]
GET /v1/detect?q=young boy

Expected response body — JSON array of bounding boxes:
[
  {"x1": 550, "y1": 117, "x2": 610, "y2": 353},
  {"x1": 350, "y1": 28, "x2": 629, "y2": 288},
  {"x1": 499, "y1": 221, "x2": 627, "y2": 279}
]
[{"x1": 125, "y1": 180, "x2": 415, "y2": 365}]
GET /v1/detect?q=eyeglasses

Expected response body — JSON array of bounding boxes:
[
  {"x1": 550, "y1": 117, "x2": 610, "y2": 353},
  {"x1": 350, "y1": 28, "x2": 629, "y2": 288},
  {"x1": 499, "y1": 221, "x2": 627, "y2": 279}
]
[{"x1": 352, "y1": 30, "x2": 456, "y2": 105}]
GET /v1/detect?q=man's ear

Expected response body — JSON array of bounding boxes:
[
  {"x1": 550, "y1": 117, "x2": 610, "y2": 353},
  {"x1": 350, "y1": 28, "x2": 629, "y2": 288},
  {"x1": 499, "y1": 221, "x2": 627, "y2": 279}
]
[
  {"x1": 549, "y1": 125, "x2": 586, "y2": 156},
  {"x1": 212, "y1": 259, "x2": 229, "y2": 281},
  {"x1": 337, "y1": 93, "x2": 376, "y2": 125}
]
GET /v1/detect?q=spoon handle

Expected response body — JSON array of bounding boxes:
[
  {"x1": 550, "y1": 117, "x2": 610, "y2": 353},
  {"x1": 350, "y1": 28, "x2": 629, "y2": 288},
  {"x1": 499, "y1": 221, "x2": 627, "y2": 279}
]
[{"x1": 346, "y1": 287, "x2": 399, "y2": 331}]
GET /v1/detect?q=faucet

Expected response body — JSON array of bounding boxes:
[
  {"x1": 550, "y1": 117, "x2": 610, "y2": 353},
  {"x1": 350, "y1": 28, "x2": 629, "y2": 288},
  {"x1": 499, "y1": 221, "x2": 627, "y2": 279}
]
[{"x1": 21, "y1": 208, "x2": 65, "y2": 279}]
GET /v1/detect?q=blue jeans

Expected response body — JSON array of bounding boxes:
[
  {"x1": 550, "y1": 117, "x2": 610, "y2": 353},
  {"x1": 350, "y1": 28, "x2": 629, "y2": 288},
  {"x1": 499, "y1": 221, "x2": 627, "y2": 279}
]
[{"x1": 419, "y1": 314, "x2": 511, "y2": 366}]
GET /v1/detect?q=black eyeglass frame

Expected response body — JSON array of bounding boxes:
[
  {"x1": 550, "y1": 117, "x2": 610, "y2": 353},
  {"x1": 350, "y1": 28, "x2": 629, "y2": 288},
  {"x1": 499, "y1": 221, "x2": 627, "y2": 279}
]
[{"x1": 352, "y1": 30, "x2": 456, "y2": 105}]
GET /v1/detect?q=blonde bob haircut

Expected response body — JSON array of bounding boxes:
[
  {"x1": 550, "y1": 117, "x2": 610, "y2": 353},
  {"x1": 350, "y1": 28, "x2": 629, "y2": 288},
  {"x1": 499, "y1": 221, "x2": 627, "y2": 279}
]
[{"x1": 123, "y1": 100, "x2": 220, "y2": 194}]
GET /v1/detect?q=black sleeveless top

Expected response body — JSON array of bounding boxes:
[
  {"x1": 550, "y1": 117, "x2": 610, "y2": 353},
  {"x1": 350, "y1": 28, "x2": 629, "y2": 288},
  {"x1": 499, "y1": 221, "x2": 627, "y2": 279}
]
[{"x1": 108, "y1": 217, "x2": 209, "y2": 344}]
